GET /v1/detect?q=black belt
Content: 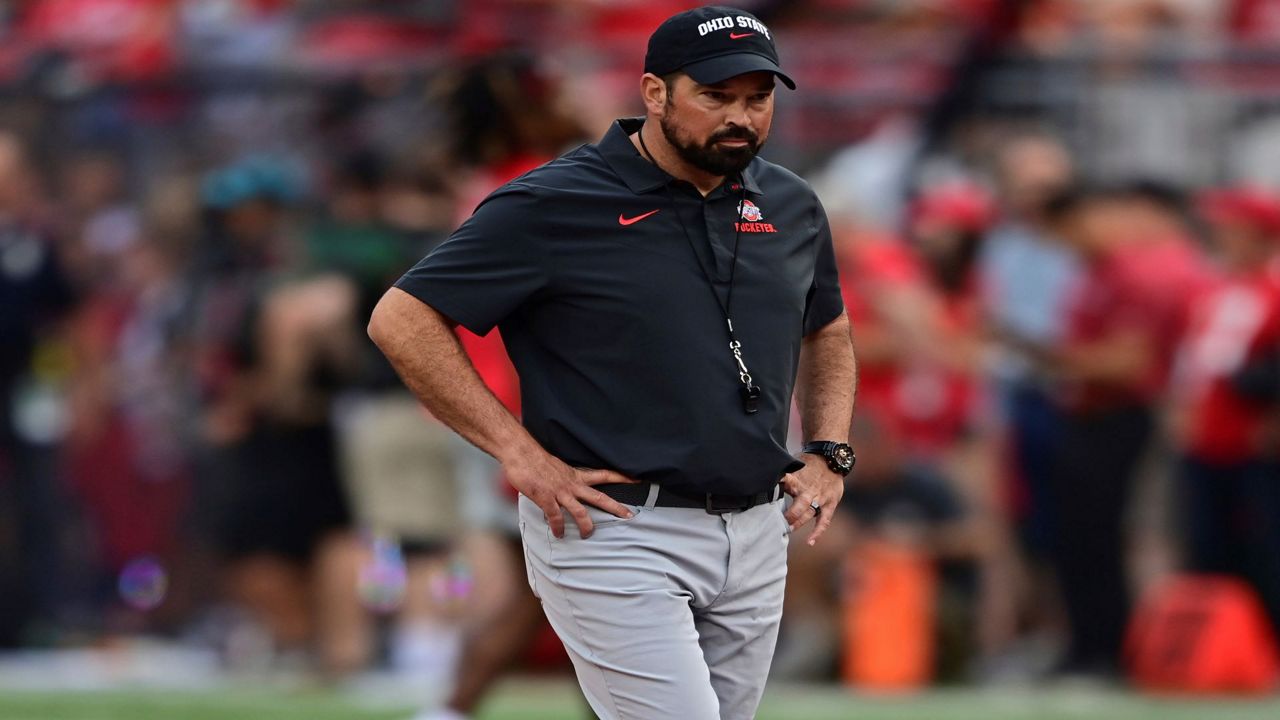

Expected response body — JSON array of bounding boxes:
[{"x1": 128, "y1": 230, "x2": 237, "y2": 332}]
[{"x1": 597, "y1": 482, "x2": 781, "y2": 514}]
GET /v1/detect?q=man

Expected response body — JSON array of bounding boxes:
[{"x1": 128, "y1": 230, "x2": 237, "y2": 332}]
[
  {"x1": 369, "y1": 7, "x2": 856, "y2": 719},
  {"x1": 1038, "y1": 187, "x2": 1178, "y2": 677},
  {"x1": 1173, "y1": 187, "x2": 1280, "y2": 636}
]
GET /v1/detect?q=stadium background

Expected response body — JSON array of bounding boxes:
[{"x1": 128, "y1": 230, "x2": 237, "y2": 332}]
[{"x1": 4, "y1": 0, "x2": 1280, "y2": 718}]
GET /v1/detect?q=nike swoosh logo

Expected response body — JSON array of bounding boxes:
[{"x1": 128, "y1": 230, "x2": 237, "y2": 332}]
[
  {"x1": 729, "y1": 32, "x2": 755, "y2": 39},
  {"x1": 618, "y1": 209, "x2": 660, "y2": 226}
]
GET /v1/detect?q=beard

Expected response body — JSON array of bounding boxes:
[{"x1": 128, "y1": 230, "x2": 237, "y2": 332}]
[{"x1": 660, "y1": 112, "x2": 762, "y2": 177}]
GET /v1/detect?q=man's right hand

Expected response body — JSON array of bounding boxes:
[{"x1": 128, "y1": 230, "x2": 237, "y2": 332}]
[{"x1": 506, "y1": 452, "x2": 639, "y2": 539}]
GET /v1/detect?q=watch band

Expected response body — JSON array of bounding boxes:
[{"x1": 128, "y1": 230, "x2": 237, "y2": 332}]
[{"x1": 801, "y1": 441, "x2": 836, "y2": 456}]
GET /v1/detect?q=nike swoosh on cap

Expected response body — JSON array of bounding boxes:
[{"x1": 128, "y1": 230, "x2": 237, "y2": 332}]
[
  {"x1": 619, "y1": 209, "x2": 660, "y2": 226},
  {"x1": 729, "y1": 32, "x2": 755, "y2": 39}
]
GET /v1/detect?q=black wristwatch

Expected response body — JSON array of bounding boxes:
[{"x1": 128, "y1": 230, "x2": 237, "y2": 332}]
[{"x1": 802, "y1": 441, "x2": 856, "y2": 477}]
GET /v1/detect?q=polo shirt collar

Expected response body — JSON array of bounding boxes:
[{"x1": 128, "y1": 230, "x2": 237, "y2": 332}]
[{"x1": 600, "y1": 117, "x2": 764, "y2": 196}]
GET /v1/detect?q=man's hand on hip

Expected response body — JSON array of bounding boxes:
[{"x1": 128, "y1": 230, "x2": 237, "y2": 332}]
[
  {"x1": 506, "y1": 452, "x2": 639, "y2": 539},
  {"x1": 780, "y1": 453, "x2": 845, "y2": 546}
]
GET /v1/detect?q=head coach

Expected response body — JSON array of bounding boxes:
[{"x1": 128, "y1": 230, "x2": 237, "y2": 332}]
[{"x1": 369, "y1": 6, "x2": 857, "y2": 718}]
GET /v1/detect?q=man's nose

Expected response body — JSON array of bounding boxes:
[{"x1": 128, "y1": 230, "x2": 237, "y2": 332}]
[{"x1": 724, "y1": 102, "x2": 752, "y2": 130}]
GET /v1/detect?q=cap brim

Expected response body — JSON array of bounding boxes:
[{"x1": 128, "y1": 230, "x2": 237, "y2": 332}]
[{"x1": 682, "y1": 53, "x2": 796, "y2": 90}]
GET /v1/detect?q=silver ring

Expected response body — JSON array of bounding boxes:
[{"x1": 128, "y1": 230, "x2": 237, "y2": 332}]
[{"x1": 810, "y1": 500, "x2": 821, "y2": 514}]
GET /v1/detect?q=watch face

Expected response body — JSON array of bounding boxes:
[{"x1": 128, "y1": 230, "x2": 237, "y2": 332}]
[{"x1": 833, "y1": 446, "x2": 854, "y2": 472}]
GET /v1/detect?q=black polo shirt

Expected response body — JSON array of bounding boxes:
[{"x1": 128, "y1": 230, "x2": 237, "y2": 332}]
[{"x1": 395, "y1": 117, "x2": 843, "y2": 496}]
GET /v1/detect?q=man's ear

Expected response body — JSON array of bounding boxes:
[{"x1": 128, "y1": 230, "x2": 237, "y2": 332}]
[{"x1": 640, "y1": 72, "x2": 670, "y2": 116}]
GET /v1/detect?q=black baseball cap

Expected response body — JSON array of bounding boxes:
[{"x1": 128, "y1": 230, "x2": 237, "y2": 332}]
[{"x1": 644, "y1": 6, "x2": 795, "y2": 90}]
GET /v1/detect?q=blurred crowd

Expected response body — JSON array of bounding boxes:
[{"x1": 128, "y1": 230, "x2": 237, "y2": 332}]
[{"x1": 4, "y1": 0, "x2": 1280, "y2": 705}]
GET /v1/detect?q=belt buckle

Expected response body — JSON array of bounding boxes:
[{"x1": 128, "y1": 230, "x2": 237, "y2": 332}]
[{"x1": 705, "y1": 493, "x2": 751, "y2": 515}]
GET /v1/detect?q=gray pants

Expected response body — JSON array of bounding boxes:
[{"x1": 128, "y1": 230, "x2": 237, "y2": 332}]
[{"x1": 517, "y1": 490, "x2": 790, "y2": 720}]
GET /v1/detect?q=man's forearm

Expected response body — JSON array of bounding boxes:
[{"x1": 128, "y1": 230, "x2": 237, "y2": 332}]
[
  {"x1": 367, "y1": 287, "x2": 542, "y2": 467},
  {"x1": 795, "y1": 312, "x2": 857, "y2": 443}
]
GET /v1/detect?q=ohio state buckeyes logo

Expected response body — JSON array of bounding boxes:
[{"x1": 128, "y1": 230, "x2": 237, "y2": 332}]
[{"x1": 735, "y1": 200, "x2": 777, "y2": 233}]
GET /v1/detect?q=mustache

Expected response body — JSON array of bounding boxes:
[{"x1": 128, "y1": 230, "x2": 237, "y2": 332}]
[{"x1": 709, "y1": 127, "x2": 759, "y2": 146}]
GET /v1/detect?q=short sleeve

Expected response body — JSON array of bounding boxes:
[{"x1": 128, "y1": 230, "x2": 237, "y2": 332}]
[
  {"x1": 394, "y1": 184, "x2": 550, "y2": 336},
  {"x1": 802, "y1": 198, "x2": 846, "y2": 335}
]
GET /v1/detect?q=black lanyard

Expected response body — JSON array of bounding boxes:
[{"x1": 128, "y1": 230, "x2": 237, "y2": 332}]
[{"x1": 636, "y1": 129, "x2": 762, "y2": 414}]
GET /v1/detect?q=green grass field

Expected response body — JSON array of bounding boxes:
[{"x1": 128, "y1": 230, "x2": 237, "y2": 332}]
[{"x1": 2, "y1": 680, "x2": 1279, "y2": 720}]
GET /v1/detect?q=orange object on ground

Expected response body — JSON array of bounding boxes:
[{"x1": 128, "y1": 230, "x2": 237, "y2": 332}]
[
  {"x1": 842, "y1": 539, "x2": 936, "y2": 691},
  {"x1": 1126, "y1": 574, "x2": 1280, "y2": 694}
]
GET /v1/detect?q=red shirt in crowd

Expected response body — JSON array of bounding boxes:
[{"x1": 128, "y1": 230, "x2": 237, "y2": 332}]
[
  {"x1": 1113, "y1": 235, "x2": 1215, "y2": 392},
  {"x1": 1177, "y1": 269, "x2": 1280, "y2": 462},
  {"x1": 1060, "y1": 246, "x2": 1168, "y2": 412},
  {"x1": 20, "y1": 0, "x2": 177, "y2": 81},
  {"x1": 842, "y1": 237, "x2": 917, "y2": 437},
  {"x1": 840, "y1": 238, "x2": 980, "y2": 457}
]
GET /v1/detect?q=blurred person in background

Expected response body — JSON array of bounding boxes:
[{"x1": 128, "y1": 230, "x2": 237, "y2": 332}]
[
  {"x1": 1034, "y1": 186, "x2": 1174, "y2": 678},
  {"x1": 815, "y1": 176, "x2": 1020, "y2": 680},
  {"x1": 64, "y1": 203, "x2": 192, "y2": 633},
  {"x1": 308, "y1": 146, "x2": 469, "y2": 684},
  {"x1": 0, "y1": 130, "x2": 76, "y2": 647},
  {"x1": 186, "y1": 157, "x2": 362, "y2": 675},
  {"x1": 892, "y1": 183, "x2": 992, "y2": 476},
  {"x1": 903, "y1": 181, "x2": 1022, "y2": 677},
  {"x1": 979, "y1": 132, "x2": 1078, "y2": 676},
  {"x1": 1170, "y1": 187, "x2": 1280, "y2": 635},
  {"x1": 1106, "y1": 180, "x2": 1213, "y2": 594}
]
